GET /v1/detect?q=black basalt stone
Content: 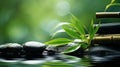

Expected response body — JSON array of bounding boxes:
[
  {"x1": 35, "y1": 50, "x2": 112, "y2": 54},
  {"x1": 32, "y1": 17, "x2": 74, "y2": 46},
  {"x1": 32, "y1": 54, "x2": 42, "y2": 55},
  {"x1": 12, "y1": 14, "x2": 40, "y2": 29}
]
[
  {"x1": 95, "y1": 23, "x2": 120, "y2": 34},
  {"x1": 0, "y1": 43, "x2": 23, "y2": 59},
  {"x1": 23, "y1": 41, "x2": 46, "y2": 59}
]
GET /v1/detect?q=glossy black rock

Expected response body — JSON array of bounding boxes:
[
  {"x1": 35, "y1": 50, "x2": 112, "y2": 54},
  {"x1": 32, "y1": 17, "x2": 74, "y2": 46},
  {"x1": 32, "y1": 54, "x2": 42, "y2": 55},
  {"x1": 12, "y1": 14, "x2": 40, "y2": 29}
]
[
  {"x1": 23, "y1": 41, "x2": 46, "y2": 59},
  {"x1": 95, "y1": 23, "x2": 120, "y2": 34},
  {"x1": 0, "y1": 43, "x2": 23, "y2": 59}
]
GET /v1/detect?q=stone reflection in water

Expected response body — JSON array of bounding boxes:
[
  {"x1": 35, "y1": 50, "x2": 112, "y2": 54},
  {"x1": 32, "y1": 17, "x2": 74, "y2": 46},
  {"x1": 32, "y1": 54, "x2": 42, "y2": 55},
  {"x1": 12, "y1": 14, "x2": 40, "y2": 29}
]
[
  {"x1": 1, "y1": 43, "x2": 120, "y2": 67},
  {"x1": 0, "y1": 55, "x2": 92, "y2": 67},
  {"x1": 88, "y1": 46, "x2": 120, "y2": 67},
  {"x1": 89, "y1": 46, "x2": 120, "y2": 63}
]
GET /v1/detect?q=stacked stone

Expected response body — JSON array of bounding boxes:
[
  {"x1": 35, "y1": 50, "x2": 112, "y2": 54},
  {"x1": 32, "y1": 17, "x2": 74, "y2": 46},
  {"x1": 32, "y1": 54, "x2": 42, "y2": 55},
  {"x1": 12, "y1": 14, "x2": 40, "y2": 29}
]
[
  {"x1": 89, "y1": 12, "x2": 120, "y2": 63},
  {"x1": 0, "y1": 40, "x2": 83, "y2": 60},
  {"x1": 0, "y1": 41, "x2": 46, "y2": 60}
]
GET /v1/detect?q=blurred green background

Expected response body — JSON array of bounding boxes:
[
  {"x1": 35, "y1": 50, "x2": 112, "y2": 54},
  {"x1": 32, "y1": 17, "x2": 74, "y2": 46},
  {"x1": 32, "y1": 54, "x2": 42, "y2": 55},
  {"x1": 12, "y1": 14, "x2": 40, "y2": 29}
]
[{"x1": 0, "y1": 0, "x2": 120, "y2": 44}]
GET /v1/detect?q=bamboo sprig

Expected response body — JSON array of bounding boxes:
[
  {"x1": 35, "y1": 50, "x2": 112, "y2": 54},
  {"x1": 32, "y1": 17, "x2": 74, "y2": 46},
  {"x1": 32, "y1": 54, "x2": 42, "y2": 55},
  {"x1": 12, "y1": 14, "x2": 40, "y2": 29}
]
[{"x1": 96, "y1": 12, "x2": 120, "y2": 18}]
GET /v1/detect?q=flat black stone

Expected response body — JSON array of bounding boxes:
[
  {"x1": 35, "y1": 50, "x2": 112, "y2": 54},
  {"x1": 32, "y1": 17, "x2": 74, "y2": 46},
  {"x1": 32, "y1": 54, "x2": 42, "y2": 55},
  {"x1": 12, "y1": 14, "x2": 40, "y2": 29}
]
[
  {"x1": 95, "y1": 23, "x2": 120, "y2": 34},
  {"x1": 0, "y1": 43, "x2": 23, "y2": 59},
  {"x1": 23, "y1": 41, "x2": 46, "y2": 59}
]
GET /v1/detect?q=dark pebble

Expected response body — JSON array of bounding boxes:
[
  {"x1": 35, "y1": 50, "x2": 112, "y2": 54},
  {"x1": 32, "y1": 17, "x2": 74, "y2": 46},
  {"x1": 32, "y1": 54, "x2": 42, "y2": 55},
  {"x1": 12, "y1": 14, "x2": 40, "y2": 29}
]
[
  {"x1": 0, "y1": 43, "x2": 23, "y2": 59},
  {"x1": 23, "y1": 41, "x2": 46, "y2": 59}
]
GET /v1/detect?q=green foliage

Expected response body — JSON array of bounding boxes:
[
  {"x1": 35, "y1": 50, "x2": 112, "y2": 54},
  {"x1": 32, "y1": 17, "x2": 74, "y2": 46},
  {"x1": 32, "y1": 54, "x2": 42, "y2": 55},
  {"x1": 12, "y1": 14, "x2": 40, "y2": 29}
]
[
  {"x1": 70, "y1": 15, "x2": 86, "y2": 39},
  {"x1": 111, "y1": 0, "x2": 116, "y2": 3},
  {"x1": 71, "y1": 15, "x2": 85, "y2": 35},
  {"x1": 42, "y1": 61, "x2": 72, "y2": 67},
  {"x1": 45, "y1": 38, "x2": 72, "y2": 46},
  {"x1": 105, "y1": 3, "x2": 120, "y2": 11},
  {"x1": 105, "y1": 0, "x2": 120, "y2": 11},
  {"x1": 62, "y1": 43, "x2": 81, "y2": 53},
  {"x1": 51, "y1": 22, "x2": 70, "y2": 38},
  {"x1": 45, "y1": 15, "x2": 100, "y2": 53},
  {"x1": 62, "y1": 25, "x2": 80, "y2": 39},
  {"x1": 87, "y1": 19, "x2": 100, "y2": 44}
]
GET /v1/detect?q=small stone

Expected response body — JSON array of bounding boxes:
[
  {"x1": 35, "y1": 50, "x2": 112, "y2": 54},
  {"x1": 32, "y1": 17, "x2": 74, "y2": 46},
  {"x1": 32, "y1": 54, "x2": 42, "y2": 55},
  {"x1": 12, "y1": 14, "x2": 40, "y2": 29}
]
[{"x1": 23, "y1": 41, "x2": 46, "y2": 59}]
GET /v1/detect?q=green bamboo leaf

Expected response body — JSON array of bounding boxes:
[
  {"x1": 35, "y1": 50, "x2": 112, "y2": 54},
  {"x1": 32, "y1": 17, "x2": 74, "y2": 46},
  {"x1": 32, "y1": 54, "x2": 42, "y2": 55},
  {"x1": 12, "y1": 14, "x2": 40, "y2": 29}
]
[
  {"x1": 111, "y1": 0, "x2": 116, "y2": 4},
  {"x1": 88, "y1": 19, "x2": 94, "y2": 40},
  {"x1": 62, "y1": 44, "x2": 81, "y2": 53},
  {"x1": 51, "y1": 29, "x2": 65, "y2": 38},
  {"x1": 43, "y1": 61, "x2": 72, "y2": 67},
  {"x1": 105, "y1": 3, "x2": 120, "y2": 11},
  {"x1": 86, "y1": 19, "x2": 99, "y2": 44},
  {"x1": 53, "y1": 22, "x2": 70, "y2": 30},
  {"x1": 45, "y1": 38, "x2": 72, "y2": 46},
  {"x1": 89, "y1": 20, "x2": 100, "y2": 40},
  {"x1": 62, "y1": 25, "x2": 80, "y2": 39},
  {"x1": 71, "y1": 14, "x2": 86, "y2": 36},
  {"x1": 81, "y1": 43, "x2": 88, "y2": 49},
  {"x1": 93, "y1": 20, "x2": 100, "y2": 34}
]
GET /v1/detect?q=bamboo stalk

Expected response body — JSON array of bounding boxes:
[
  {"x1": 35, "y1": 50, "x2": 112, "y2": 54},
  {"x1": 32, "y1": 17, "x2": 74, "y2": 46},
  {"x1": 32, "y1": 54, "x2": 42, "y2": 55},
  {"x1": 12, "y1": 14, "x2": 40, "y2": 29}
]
[
  {"x1": 91, "y1": 34, "x2": 120, "y2": 45},
  {"x1": 96, "y1": 12, "x2": 120, "y2": 18}
]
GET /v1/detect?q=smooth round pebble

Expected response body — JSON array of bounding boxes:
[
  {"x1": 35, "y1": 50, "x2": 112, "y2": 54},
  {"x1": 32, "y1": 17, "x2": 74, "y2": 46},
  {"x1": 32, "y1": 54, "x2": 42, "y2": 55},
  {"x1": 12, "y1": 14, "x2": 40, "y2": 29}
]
[{"x1": 23, "y1": 41, "x2": 46, "y2": 59}]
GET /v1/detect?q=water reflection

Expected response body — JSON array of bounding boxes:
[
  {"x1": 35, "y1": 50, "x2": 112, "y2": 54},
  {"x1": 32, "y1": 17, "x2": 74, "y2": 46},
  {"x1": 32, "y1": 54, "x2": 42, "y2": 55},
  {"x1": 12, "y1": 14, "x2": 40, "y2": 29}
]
[
  {"x1": 0, "y1": 46, "x2": 120, "y2": 67},
  {"x1": 88, "y1": 46, "x2": 120, "y2": 67},
  {"x1": 0, "y1": 55, "x2": 91, "y2": 67},
  {"x1": 89, "y1": 46, "x2": 120, "y2": 63}
]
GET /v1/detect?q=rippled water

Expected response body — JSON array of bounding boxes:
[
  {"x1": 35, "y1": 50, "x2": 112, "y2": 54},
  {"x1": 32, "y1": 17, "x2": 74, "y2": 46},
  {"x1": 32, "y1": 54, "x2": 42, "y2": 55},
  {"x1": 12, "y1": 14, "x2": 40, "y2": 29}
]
[
  {"x1": 0, "y1": 46, "x2": 120, "y2": 67},
  {"x1": 0, "y1": 54, "x2": 120, "y2": 67},
  {"x1": 0, "y1": 55, "x2": 92, "y2": 67}
]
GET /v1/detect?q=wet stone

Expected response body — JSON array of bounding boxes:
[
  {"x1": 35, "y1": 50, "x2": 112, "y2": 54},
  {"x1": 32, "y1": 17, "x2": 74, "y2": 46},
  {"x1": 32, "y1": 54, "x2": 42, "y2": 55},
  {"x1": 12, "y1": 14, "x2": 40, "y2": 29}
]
[
  {"x1": 0, "y1": 43, "x2": 23, "y2": 59},
  {"x1": 23, "y1": 41, "x2": 46, "y2": 59}
]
